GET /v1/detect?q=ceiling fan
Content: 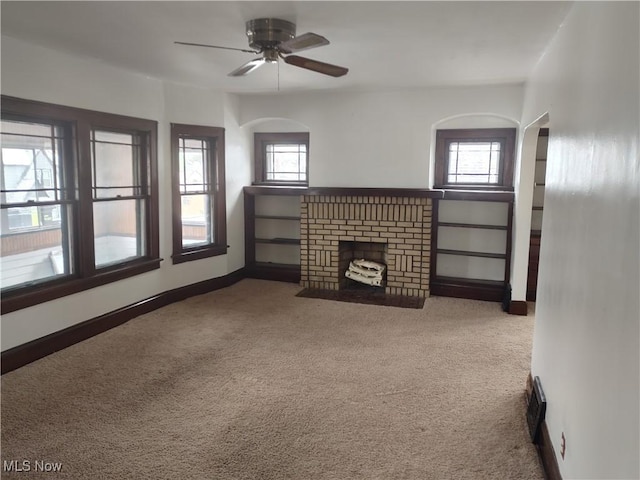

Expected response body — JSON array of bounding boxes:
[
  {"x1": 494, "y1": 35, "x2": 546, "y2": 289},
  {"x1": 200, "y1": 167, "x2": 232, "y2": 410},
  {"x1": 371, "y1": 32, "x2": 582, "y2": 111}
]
[{"x1": 175, "y1": 18, "x2": 348, "y2": 78}]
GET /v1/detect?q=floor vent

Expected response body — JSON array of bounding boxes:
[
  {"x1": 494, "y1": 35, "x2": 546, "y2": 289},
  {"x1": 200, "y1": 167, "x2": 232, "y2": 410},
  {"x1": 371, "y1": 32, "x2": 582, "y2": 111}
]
[{"x1": 526, "y1": 376, "x2": 547, "y2": 443}]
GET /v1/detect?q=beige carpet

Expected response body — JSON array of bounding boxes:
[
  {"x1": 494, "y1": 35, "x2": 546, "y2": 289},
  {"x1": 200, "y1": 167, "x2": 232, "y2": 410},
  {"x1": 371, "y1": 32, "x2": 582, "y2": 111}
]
[{"x1": 1, "y1": 279, "x2": 543, "y2": 479}]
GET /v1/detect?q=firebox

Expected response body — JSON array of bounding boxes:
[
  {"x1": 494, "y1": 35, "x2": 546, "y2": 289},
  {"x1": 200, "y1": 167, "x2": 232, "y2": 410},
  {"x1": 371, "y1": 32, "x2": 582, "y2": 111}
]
[{"x1": 339, "y1": 241, "x2": 387, "y2": 289}]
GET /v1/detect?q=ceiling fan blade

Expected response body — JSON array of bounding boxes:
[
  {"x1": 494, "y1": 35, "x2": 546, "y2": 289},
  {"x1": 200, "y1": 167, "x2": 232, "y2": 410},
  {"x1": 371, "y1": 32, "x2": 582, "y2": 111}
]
[
  {"x1": 228, "y1": 57, "x2": 267, "y2": 77},
  {"x1": 174, "y1": 41, "x2": 258, "y2": 54},
  {"x1": 279, "y1": 32, "x2": 330, "y2": 53},
  {"x1": 283, "y1": 55, "x2": 348, "y2": 77}
]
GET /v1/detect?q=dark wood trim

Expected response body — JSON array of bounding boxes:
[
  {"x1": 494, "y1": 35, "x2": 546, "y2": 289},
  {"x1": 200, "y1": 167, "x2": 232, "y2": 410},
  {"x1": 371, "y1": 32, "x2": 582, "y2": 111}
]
[
  {"x1": 441, "y1": 190, "x2": 514, "y2": 202},
  {"x1": 538, "y1": 417, "x2": 562, "y2": 480},
  {"x1": 255, "y1": 215, "x2": 301, "y2": 220},
  {"x1": 434, "y1": 128, "x2": 517, "y2": 190},
  {"x1": 1, "y1": 268, "x2": 246, "y2": 374},
  {"x1": 504, "y1": 200, "x2": 514, "y2": 286},
  {"x1": 509, "y1": 300, "x2": 528, "y2": 315},
  {"x1": 304, "y1": 187, "x2": 446, "y2": 198},
  {"x1": 243, "y1": 185, "x2": 516, "y2": 201},
  {"x1": 255, "y1": 237, "x2": 300, "y2": 245},
  {"x1": 254, "y1": 132, "x2": 309, "y2": 186},
  {"x1": 244, "y1": 185, "x2": 448, "y2": 198},
  {"x1": 438, "y1": 222, "x2": 508, "y2": 230},
  {"x1": 1, "y1": 95, "x2": 161, "y2": 313},
  {"x1": 437, "y1": 248, "x2": 506, "y2": 260},
  {"x1": 244, "y1": 185, "x2": 309, "y2": 196},
  {"x1": 527, "y1": 374, "x2": 562, "y2": 480},
  {"x1": 244, "y1": 190, "x2": 256, "y2": 266},
  {"x1": 430, "y1": 198, "x2": 440, "y2": 289},
  {"x1": 170, "y1": 123, "x2": 227, "y2": 264},
  {"x1": 2, "y1": 258, "x2": 162, "y2": 314}
]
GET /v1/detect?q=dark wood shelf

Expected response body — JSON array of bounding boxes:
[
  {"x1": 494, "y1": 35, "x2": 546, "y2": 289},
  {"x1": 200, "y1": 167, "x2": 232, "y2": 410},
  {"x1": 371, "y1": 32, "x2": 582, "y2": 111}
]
[
  {"x1": 438, "y1": 222, "x2": 508, "y2": 231},
  {"x1": 253, "y1": 261, "x2": 300, "y2": 269},
  {"x1": 255, "y1": 237, "x2": 301, "y2": 245},
  {"x1": 254, "y1": 215, "x2": 301, "y2": 221},
  {"x1": 437, "y1": 249, "x2": 506, "y2": 260},
  {"x1": 430, "y1": 275, "x2": 506, "y2": 302},
  {"x1": 532, "y1": 206, "x2": 544, "y2": 211}
]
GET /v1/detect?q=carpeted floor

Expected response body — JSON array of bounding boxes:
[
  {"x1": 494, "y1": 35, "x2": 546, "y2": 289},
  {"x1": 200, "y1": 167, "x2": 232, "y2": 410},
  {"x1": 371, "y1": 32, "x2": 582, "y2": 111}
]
[{"x1": 1, "y1": 279, "x2": 543, "y2": 479}]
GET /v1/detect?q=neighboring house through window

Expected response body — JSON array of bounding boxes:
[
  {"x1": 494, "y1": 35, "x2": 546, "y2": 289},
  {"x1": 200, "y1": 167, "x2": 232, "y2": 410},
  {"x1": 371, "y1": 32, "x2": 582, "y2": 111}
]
[
  {"x1": 171, "y1": 123, "x2": 226, "y2": 264},
  {"x1": 434, "y1": 128, "x2": 516, "y2": 189},
  {"x1": 1, "y1": 96, "x2": 160, "y2": 313},
  {"x1": 254, "y1": 132, "x2": 309, "y2": 185}
]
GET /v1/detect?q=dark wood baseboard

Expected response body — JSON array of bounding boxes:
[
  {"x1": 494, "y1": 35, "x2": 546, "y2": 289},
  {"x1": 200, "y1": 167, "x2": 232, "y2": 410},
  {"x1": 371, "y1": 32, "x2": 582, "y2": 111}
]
[
  {"x1": 1, "y1": 268, "x2": 246, "y2": 375},
  {"x1": 509, "y1": 300, "x2": 528, "y2": 315},
  {"x1": 430, "y1": 280, "x2": 505, "y2": 302},
  {"x1": 527, "y1": 373, "x2": 562, "y2": 480},
  {"x1": 538, "y1": 420, "x2": 562, "y2": 480}
]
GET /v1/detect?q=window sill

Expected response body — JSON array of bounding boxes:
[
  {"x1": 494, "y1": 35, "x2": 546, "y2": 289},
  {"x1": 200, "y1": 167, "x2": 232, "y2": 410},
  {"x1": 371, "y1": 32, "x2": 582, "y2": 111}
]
[
  {"x1": 172, "y1": 245, "x2": 227, "y2": 265},
  {"x1": 252, "y1": 182, "x2": 309, "y2": 187},
  {"x1": 1, "y1": 258, "x2": 162, "y2": 314}
]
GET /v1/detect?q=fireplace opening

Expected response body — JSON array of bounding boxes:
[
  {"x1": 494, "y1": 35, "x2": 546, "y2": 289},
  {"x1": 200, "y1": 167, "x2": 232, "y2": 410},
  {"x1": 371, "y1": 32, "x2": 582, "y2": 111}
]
[{"x1": 339, "y1": 241, "x2": 388, "y2": 290}]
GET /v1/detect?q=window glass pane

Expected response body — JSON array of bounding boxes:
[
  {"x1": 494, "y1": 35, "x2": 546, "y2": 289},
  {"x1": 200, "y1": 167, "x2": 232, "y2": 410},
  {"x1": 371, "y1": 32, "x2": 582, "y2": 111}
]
[
  {"x1": 181, "y1": 194, "x2": 211, "y2": 247},
  {"x1": 1, "y1": 120, "x2": 55, "y2": 138},
  {"x1": 179, "y1": 137, "x2": 209, "y2": 193},
  {"x1": 0, "y1": 222, "x2": 71, "y2": 289},
  {"x1": 92, "y1": 132, "x2": 136, "y2": 190},
  {"x1": 93, "y1": 131, "x2": 138, "y2": 145},
  {"x1": 264, "y1": 143, "x2": 307, "y2": 182},
  {"x1": 1, "y1": 119, "x2": 72, "y2": 290},
  {"x1": 447, "y1": 141, "x2": 501, "y2": 184},
  {"x1": 93, "y1": 199, "x2": 144, "y2": 267}
]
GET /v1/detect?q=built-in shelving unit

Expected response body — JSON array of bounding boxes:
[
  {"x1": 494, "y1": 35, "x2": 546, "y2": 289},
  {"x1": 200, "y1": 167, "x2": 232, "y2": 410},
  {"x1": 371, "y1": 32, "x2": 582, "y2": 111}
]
[
  {"x1": 528, "y1": 128, "x2": 548, "y2": 300},
  {"x1": 430, "y1": 190, "x2": 514, "y2": 302},
  {"x1": 244, "y1": 185, "x2": 307, "y2": 283}
]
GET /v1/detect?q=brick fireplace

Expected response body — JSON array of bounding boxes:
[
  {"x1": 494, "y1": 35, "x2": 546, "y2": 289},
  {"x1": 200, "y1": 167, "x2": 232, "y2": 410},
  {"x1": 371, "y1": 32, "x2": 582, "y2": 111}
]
[{"x1": 300, "y1": 195, "x2": 433, "y2": 297}]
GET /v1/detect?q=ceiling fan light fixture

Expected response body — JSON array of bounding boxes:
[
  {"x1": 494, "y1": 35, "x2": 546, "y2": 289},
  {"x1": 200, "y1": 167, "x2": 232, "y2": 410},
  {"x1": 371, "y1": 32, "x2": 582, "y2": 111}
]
[{"x1": 246, "y1": 18, "x2": 296, "y2": 51}]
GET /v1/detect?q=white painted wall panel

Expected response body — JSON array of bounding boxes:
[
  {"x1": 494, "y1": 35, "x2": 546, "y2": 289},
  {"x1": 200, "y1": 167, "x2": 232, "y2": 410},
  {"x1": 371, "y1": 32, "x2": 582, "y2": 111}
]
[{"x1": 522, "y1": 3, "x2": 639, "y2": 478}]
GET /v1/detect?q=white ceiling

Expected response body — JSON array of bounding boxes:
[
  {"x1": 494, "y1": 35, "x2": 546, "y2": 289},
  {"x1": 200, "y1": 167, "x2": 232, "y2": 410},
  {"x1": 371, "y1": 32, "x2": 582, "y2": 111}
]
[{"x1": 1, "y1": 1, "x2": 572, "y2": 94}]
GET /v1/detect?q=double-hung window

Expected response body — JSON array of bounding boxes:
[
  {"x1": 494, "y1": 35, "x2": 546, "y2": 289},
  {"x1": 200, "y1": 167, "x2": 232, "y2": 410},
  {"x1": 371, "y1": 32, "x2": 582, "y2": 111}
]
[
  {"x1": 1, "y1": 96, "x2": 159, "y2": 313},
  {"x1": 254, "y1": 132, "x2": 309, "y2": 185},
  {"x1": 434, "y1": 128, "x2": 516, "y2": 190},
  {"x1": 171, "y1": 124, "x2": 226, "y2": 263}
]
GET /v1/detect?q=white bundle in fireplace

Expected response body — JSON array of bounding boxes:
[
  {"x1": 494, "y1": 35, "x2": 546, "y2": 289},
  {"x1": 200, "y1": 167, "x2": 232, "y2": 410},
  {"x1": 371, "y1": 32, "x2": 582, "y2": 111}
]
[{"x1": 345, "y1": 258, "x2": 386, "y2": 287}]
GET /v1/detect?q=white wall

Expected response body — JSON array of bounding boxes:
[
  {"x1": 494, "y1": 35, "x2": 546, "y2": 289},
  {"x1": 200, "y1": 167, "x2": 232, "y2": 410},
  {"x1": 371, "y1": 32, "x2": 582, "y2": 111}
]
[
  {"x1": 523, "y1": 3, "x2": 639, "y2": 479},
  {"x1": 1, "y1": 36, "x2": 251, "y2": 350},
  {"x1": 239, "y1": 85, "x2": 523, "y2": 188}
]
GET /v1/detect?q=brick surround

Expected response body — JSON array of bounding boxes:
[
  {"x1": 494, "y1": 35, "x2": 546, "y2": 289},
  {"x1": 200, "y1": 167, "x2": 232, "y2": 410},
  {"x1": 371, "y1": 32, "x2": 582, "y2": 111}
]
[{"x1": 301, "y1": 195, "x2": 432, "y2": 297}]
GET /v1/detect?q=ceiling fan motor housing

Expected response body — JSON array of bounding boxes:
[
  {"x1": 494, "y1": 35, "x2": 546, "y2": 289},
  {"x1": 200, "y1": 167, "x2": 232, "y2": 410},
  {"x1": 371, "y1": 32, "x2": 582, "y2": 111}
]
[{"x1": 246, "y1": 18, "x2": 296, "y2": 52}]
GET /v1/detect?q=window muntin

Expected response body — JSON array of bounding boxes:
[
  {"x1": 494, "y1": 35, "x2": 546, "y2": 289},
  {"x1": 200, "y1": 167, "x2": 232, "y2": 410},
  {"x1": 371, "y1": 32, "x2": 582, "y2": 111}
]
[
  {"x1": 1, "y1": 118, "x2": 74, "y2": 290},
  {"x1": 1, "y1": 96, "x2": 160, "y2": 314},
  {"x1": 171, "y1": 124, "x2": 226, "y2": 263},
  {"x1": 254, "y1": 132, "x2": 309, "y2": 185},
  {"x1": 434, "y1": 128, "x2": 516, "y2": 190}
]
